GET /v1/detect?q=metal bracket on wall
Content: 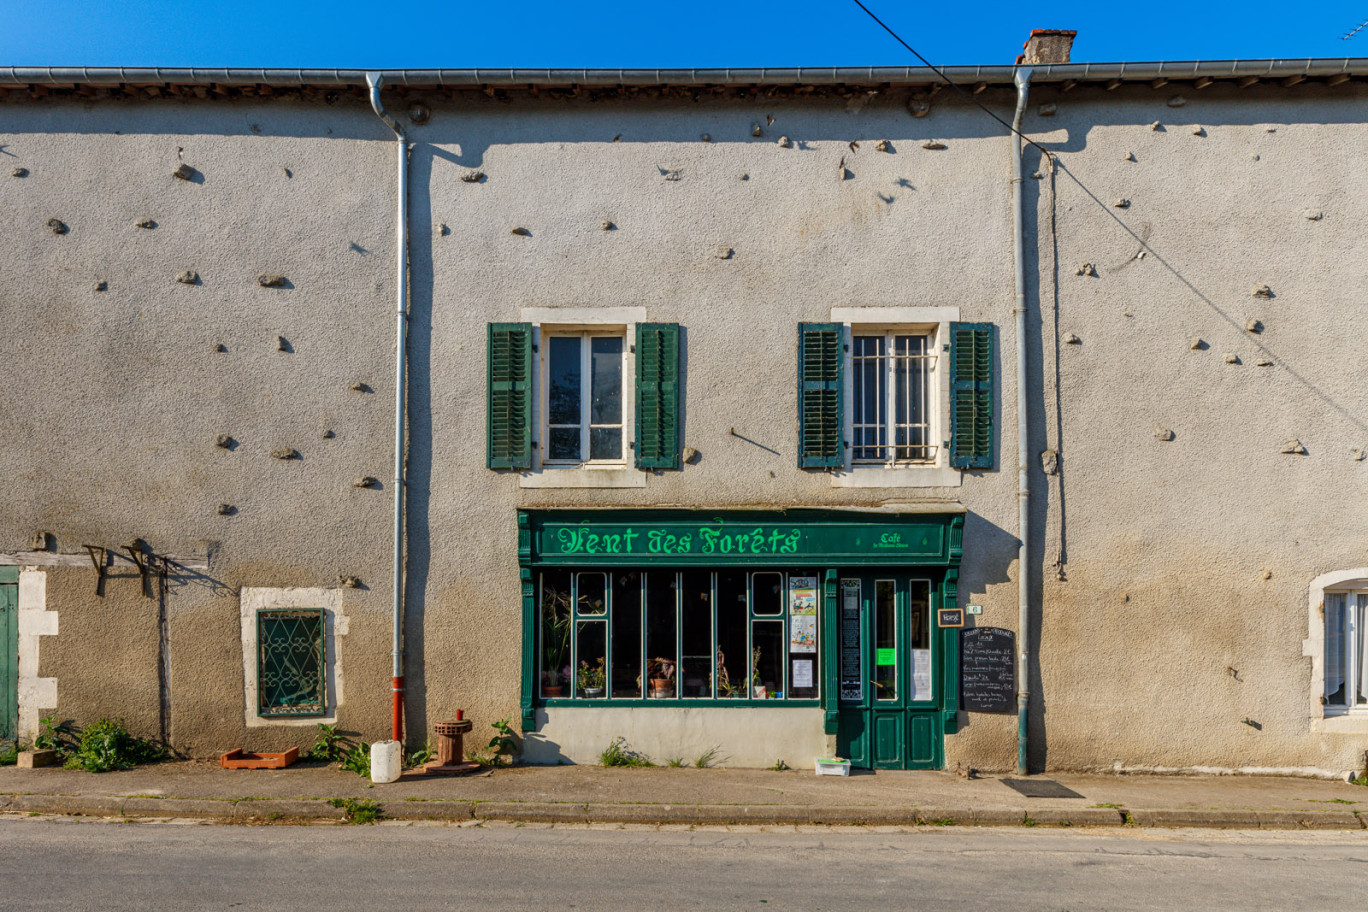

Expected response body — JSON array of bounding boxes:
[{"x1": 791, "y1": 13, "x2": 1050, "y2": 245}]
[
  {"x1": 83, "y1": 544, "x2": 108, "y2": 597},
  {"x1": 125, "y1": 540, "x2": 154, "y2": 599}
]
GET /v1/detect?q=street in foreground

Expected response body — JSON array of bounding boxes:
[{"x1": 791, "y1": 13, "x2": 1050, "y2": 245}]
[{"x1": 1, "y1": 817, "x2": 1365, "y2": 911}]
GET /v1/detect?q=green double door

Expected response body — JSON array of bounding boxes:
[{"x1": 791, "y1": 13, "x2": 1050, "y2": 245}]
[
  {"x1": 835, "y1": 572, "x2": 944, "y2": 770},
  {"x1": 1, "y1": 567, "x2": 17, "y2": 742}
]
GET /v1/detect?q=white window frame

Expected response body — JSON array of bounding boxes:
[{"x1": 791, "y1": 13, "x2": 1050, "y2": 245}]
[
  {"x1": 850, "y1": 331, "x2": 936, "y2": 467},
  {"x1": 519, "y1": 306, "x2": 646, "y2": 489},
  {"x1": 1323, "y1": 589, "x2": 1367, "y2": 715},
  {"x1": 829, "y1": 306, "x2": 962, "y2": 489},
  {"x1": 1304, "y1": 569, "x2": 1368, "y2": 733},
  {"x1": 542, "y1": 331, "x2": 628, "y2": 468}
]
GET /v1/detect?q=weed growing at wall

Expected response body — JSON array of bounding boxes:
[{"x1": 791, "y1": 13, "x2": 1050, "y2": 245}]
[
  {"x1": 0, "y1": 743, "x2": 17, "y2": 766},
  {"x1": 305, "y1": 723, "x2": 347, "y2": 762},
  {"x1": 600, "y1": 736, "x2": 655, "y2": 768},
  {"x1": 338, "y1": 743, "x2": 371, "y2": 779},
  {"x1": 62, "y1": 719, "x2": 170, "y2": 773},
  {"x1": 469, "y1": 718, "x2": 519, "y2": 768},
  {"x1": 694, "y1": 746, "x2": 721, "y2": 769},
  {"x1": 405, "y1": 737, "x2": 435, "y2": 768}
]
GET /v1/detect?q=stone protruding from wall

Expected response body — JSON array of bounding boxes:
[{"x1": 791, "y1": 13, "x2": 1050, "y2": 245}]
[{"x1": 1020, "y1": 29, "x2": 1076, "y2": 65}]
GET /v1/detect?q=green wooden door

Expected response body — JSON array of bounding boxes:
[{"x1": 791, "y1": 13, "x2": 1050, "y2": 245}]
[
  {"x1": 836, "y1": 573, "x2": 943, "y2": 770},
  {"x1": 1, "y1": 567, "x2": 17, "y2": 742}
]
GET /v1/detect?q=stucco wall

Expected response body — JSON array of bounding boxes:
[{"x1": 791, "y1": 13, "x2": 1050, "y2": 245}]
[{"x1": 1, "y1": 81, "x2": 1364, "y2": 772}]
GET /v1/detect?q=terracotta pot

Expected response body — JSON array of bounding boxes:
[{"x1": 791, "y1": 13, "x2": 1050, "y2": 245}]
[
  {"x1": 649, "y1": 678, "x2": 671, "y2": 698},
  {"x1": 543, "y1": 685, "x2": 563, "y2": 697}
]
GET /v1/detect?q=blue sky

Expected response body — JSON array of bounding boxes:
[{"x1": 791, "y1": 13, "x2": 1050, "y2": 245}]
[{"x1": 3, "y1": 2, "x2": 1367, "y2": 68}]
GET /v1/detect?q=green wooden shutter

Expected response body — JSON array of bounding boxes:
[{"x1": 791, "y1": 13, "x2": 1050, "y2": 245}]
[
  {"x1": 635, "y1": 322, "x2": 681, "y2": 470},
  {"x1": 949, "y1": 323, "x2": 995, "y2": 469},
  {"x1": 487, "y1": 322, "x2": 533, "y2": 470},
  {"x1": 797, "y1": 322, "x2": 844, "y2": 469}
]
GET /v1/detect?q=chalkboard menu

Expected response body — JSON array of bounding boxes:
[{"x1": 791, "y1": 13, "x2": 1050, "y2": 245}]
[
  {"x1": 960, "y1": 627, "x2": 1015, "y2": 713},
  {"x1": 839, "y1": 580, "x2": 863, "y2": 702}
]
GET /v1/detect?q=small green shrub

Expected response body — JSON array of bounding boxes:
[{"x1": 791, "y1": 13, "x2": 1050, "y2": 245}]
[
  {"x1": 306, "y1": 723, "x2": 347, "y2": 762},
  {"x1": 600, "y1": 736, "x2": 655, "y2": 768},
  {"x1": 0, "y1": 743, "x2": 18, "y2": 766},
  {"x1": 35, "y1": 716, "x2": 70, "y2": 753},
  {"x1": 470, "y1": 718, "x2": 518, "y2": 768},
  {"x1": 330, "y1": 797, "x2": 383, "y2": 824},
  {"x1": 339, "y1": 742, "x2": 371, "y2": 779},
  {"x1": 666, "y1": 756, "x2": 685, "y2": 768},
  {"x1": 405, "y1": 737, "x2": 435, "y2": 768},
  {"x1": 694, "y1": 746, "x2": 720, "y2": 769},
  {"x1": 62, "y1": 719, "x2": 169, "y2": 773},
  {"x1": 767, "y1": 759, "x2": 790, "y2": 772}
]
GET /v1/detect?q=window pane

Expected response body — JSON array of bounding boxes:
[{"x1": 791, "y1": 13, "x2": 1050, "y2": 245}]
[
  {"x1": 1326, "y1": 593, "x2": 1347, "y2": 706},
  {"x1": 540, "y1": 569, "x2": 572, "y2": 697},
  {"x1": 611, "y1": 570, "x2": 642, "y2": 698},
  {"x1": 548, "y1": 427, "x2": 581, "y2": 462},
  {"x1": 752, "y1": 620, "x2": 783, "y2": 699},
  {"x1": 908, "y1": 579, "x2": 932, "y2": 701},
  {"x1": 853, "y1": 336, "x2": 885, "y2": 462},
  {"x1": 576, "y1": 572, "x2": 607, "y2": 615},
  {"x1": 893, "y1": 335, "x2": 929, "y2": 462},
  {"x1": 1357, "y1": 596, "x2": 1368, "y2": 705},
  {"x1": 589, "y1": 427, "x2": 622, "y2": 461},
  {"x1": 716, "y1": 570, "x2": 749, "y2": 698},
  {"x1": 751, "y1": 572, "x2": 783, "y2": 616},
  {"x1": 787, "y1": 572, "x2": 819, "y2": 700},
  {"x1": 575, "y1": 621, "x2": 606, "y2": 698},
  {"x1": 681, "y1": 570, "x2": 713, "y2": 698},
  {"x1": 258, "y1": 609, "x2": 325, "y2": 716},
  {"x1": 646, "y1": 572, "x2": 679, "y2": 699},
  {"x1": 589, "y1": 337, "x2": 623, "y2": 424},
  {"x1": 874, "y1": 579, "x2": 896, "y2": 701},
  {"x1": 548, "y1": 336, "x2": 582, "y2": 426}
]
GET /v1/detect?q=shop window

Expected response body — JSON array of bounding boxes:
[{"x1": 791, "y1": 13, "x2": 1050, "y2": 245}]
[
  {"x1": 1325, "y1": 590, "x2": 1368, "y2": 712},
  {"x1": 257, "y1": 609, "x2": 326, "y2": 717},
  {"x1": 538, "y1": 568, "x2": 821, "y2": 703}
]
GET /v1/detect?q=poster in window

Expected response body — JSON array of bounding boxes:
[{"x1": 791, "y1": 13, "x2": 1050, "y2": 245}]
[
  {"x1": 790, "y1": 615, "x2": 817, "y2": 654},
  {"x1": 910, "y1": 648, "x2": 933, "y2": 702},
  {"x1": 788, "y1": 576, "x2": 818, "y2": 615},
  {"x1": 792, "y1": 659, "x2": 814, "y2": 689}
]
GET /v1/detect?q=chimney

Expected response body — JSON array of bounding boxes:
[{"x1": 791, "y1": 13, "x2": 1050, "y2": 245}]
[{"x1": 1019, "y1": 29, "x2": 1076, "y2": 65}]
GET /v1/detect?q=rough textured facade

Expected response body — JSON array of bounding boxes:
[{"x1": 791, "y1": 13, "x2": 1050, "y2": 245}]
[{"x1": 1, "y1": 72, "x2": 1365, "y2": 774}]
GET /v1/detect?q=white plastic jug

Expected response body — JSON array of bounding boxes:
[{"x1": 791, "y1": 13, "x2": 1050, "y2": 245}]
[{"x1": 370, "y1": 739, "x2": 402, "y2": 783}]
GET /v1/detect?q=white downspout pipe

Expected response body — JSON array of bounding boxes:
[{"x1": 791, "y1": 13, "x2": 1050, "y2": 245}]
[
  {"x1": 365, "y1": 72, "x2": 410, "y2": 745},
  {"x1": 1011, "y1": 66, "x2": 1033, "y2": 776}
]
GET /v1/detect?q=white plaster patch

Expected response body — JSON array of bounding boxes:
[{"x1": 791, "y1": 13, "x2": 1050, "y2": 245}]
[
  {"x1": 17, "y1": 568, "x2": 58, "y2": 740},
  {"x1": 240, "y1": 587, "x2": 346, "y2": 728}
]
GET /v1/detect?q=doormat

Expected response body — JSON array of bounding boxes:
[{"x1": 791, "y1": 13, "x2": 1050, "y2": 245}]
[{"x1": 1000, "y1": 778, "x2": 1084, "y2": 800}]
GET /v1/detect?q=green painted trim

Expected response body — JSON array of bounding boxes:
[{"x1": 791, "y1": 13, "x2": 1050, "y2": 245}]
[
  {"x1": 520, "y1": 567, "x2": 537, "y2": 732},
  {"x1": 539, "y1": 698, "x2": 823, "y2": 709},
  {"x1": 0, "y1": 567, "x2": 18, "y2": 584},
  {"x1": 822, "y1": 569, "x2": 839, "y2": 734},
  {"x1": 1, "y1": 576, "x2": 16, "y2": 741}
]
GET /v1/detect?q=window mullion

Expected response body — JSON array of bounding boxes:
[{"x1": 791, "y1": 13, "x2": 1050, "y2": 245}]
[{"x1": 883, "y1": 332, "x2": 895, "y2": 467}]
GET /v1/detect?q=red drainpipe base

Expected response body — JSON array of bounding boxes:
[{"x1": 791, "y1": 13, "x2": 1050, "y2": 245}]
[{"x1": 392, "y1": 676, "x2": 404, "y2": 743}]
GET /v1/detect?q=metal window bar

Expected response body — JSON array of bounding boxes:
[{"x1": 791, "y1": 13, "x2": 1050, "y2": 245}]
[
  {"x1": 257, "y1": 609, "x2": 326, "y2": 717},
  {"x1": 853, "y1": 334, "x2": 937, "y2": 465}
]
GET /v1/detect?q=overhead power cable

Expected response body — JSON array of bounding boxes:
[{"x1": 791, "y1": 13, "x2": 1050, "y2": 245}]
[{"x1": 848, "y1": 0, "x2": 1053, "y2": 158}]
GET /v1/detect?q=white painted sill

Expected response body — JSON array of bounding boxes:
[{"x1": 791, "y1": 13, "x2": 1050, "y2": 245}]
[
  {"x1": 519, "y1": 466, "x2": 647, "y2": 489},
  {"x1": 829, "y1": 464, "x2": 963, "y2": 488},
  {"x1": 1311, "y1": 709, "x2": 1368, "y2": 734}
]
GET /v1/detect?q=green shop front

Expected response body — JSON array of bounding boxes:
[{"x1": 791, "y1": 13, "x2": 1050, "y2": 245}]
[{"x1": 518, "y1": 508, "x2": 965, "y2": 770}]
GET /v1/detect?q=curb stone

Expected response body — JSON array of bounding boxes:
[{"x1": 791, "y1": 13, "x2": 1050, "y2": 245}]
[
  {"x1": 1254, "y1": 810, "x2": 1362, "y2": 829},
  {"x1": 232, "y1": 799, "x2": 344, "y2": 820},
  {"x1": 9, "y1": 795, "x2": 128, "y2": 817},
  {"x1": 383, "y1": 801, "x2": 474, "y2": 820},
  {"x1": 122, "y1": 798, "x2": 233, "y2": 818},
  {"x1": 473, "y1": 802, "x2": 591, "y2": 823},
  {"x1": 1023, "y1": 808, "x2": 1128, "y2": 827},
  {"x1": 1129, "y1": 809, "x2": 1262, "y2": 829},
  {"x1": 0, "y1": 795, "x2": 11, "y2": 810}
]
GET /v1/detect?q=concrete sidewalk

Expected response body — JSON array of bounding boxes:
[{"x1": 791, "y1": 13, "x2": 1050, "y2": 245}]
[{"x1": 3, "y1": 761, "x2": 1367, "y2": 829}]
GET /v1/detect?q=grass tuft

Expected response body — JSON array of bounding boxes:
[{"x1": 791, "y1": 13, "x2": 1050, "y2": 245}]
[{"x1": 600, "y1": 737, "x2": 655, "y2": 768}]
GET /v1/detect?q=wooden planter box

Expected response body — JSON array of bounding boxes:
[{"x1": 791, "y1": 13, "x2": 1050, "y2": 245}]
[{"x1": 220, "y1": 747, "x2": 299, "y2": 770}]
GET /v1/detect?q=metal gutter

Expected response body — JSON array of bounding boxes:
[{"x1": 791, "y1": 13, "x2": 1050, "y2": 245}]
[
  {"x1": 1009, "y1": 68, "x2": 1033, "y2": 777},
  {"x1": 365, "y1": 72, "x2": 410, "y2": 746},
  {"x1": 2, "y1": 59, "x2": 1367, "y2": 88}
]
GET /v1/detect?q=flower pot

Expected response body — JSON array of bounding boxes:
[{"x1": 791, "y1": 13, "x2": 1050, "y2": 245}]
[
  {"x1": 649, "y1": 678, "x2": 672, "y2": 698},
  {"x1": 584, "y1": 686, "x2": 604, "y2": 698},
  {"x1": 753, "y1": 685, "x2": 767, "y2": 699},
  {"x1": 543, "y1": 685, "x2": 564, "y2": 698}
]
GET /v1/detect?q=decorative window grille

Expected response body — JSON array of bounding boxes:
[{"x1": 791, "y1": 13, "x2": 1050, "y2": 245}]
[
  {"x1": 257, "y1": 609, "x2": 326, "y2": 717},
  {"x1": 852, "y1": 333, "x2": 936, "y2": 465}
]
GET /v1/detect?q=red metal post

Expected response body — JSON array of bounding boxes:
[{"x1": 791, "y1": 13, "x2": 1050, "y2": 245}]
[{"x1": 392, "y1": 675, "x2": 404, "y2": 743}]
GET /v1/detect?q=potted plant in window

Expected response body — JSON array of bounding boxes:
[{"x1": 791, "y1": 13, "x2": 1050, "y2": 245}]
[
  {"x1": 577, "y1": 658, "x2": 606, "y2": 698},
  {"x1": 647, "y1": 657, "x2": 676, "y2": 699},
  {"x1": 751, "y1": 646, "x2": 766, "y2": 699},
  {"x1": 541, "y1": 583, "x2": 572, "y2": 697}
]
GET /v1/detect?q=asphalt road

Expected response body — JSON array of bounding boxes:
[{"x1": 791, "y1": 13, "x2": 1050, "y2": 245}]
[{"x1": 1, "y1": 817, "x2": 1365, "y2": 911}]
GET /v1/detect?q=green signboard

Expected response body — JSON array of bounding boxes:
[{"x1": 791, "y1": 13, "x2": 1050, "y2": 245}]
[{"x1": 520, "y1": 509, "x2": 963, "y2": 567}]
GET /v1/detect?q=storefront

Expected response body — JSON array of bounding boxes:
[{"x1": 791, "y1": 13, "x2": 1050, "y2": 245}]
[{"x1": 518, "y1": 508, "x2": 966, "y2": 769}]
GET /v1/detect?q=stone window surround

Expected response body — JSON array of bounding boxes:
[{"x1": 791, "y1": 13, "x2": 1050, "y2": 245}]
[
  {"x1": 1303, "y1": 568, "x2": 1368, "y2": 733},
  {"x1": 240, "y1": 587, "x2": 347, "y2": 728}
]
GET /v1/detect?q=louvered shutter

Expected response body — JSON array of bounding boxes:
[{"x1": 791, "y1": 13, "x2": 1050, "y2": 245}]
[
  {"x1": 949, "y1": 323, "x2": 994, "y2": 469},
  {"x1": 487, "y1": 322, "x2": 533, "y2": 470},
  {"x1": 635, "y1": 323, "x2": 681, "y2": 470},
  {"x1": 797, "y1": 323, "x2": 844, "y2": 468}
]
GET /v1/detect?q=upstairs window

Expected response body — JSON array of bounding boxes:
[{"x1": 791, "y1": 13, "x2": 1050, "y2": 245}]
[
  {"x1": 851, "y1": 333, "x2": 935, "y2": 466},
  {"x1": 546, "y1": 333, "x2": 625, "y2": 465}
]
